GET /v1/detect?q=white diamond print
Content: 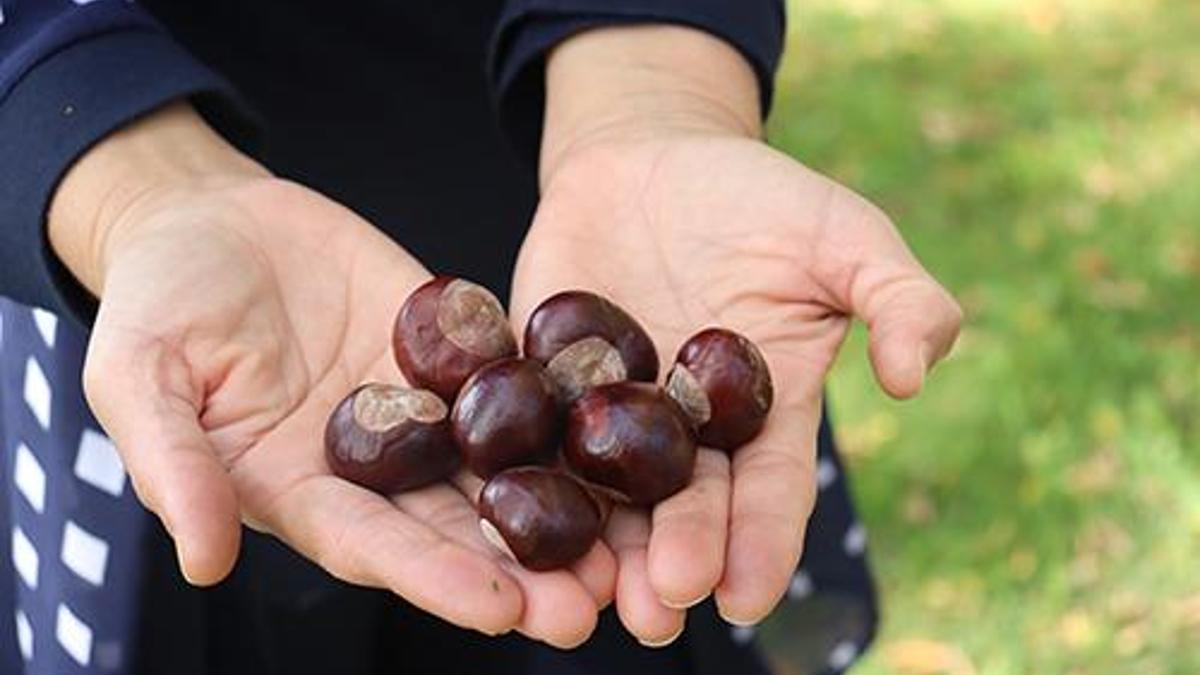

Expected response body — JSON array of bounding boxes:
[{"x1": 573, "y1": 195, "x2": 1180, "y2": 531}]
[
  {"x1": 12, "y1": 527, "x2": 38, "y2": 589},
  {"x1": 31, "y1": 308, "x2": 57, "y2": 347},
  {"x1": 828, "y1": 640, "x2": 860, "y2": 670},
  {"x1": 14, "y1": 443, "x2": 46, "y2": 513},
  {"x1": 74, "y1": 430, "x2": 126, "y2": 497},
  {"x1": 729, "y1": 625, "x2": 756, "y2": 644},
  {"x1": 23, "y1": 357, "x2": 51, "y2": 429},
  {"x1": 56, "y1": 604, "x2": 92, "y2": 666},
  {"x1": 843, "y1": 523, "x2": 867, "y2": 556},
  {"x1": 62, "y1": 521, "x2": 109, "y2": 586},
  {"x1": 788, "y1": 570, "x2": 814, "y2": 600},
  {"x1": 15, "y1": 610, "x2": 33, "y2": 660},
  {"x1": 816, "y1": 457, "x2": 837, "y2": 490}
]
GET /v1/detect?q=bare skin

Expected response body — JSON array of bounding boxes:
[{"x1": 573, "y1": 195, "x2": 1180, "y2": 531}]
[
  {"x1": 511, "y1": 25, "x2": 962, "y2": 645},
  {"x1": 46, "y1": 23, "x2": 960, "y2": 651},
  {"x1": 48, "y1": 104, "x2": 613, "y2": 649}
]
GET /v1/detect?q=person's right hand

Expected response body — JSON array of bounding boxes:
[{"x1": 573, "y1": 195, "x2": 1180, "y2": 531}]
[{"x1": 47, "y1": 103, "x2": 614, "y2": 648}]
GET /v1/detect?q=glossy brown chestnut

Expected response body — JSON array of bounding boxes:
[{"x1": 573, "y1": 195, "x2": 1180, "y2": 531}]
[
  {"x1": 523, "y1": 291, "x2": 658, "y2": 402},
  {"x1": 666, "y1": 328, "x2": 774, "y2": 451},
  {"x1": 564, "y1": 382, "x2": 696, "y2": 506},
  {"x1": 451, "y1": 358, "x2": 561, "y2": 478},
  {"x1": 478, "y1": 467, "x2": 602, "y2": 571},
  {"x1": 393, "y1": 276, "x2": 518, "y2": 400},
  {"x1": 325, "y1": 383, "x2": 459, "y2": 493}
]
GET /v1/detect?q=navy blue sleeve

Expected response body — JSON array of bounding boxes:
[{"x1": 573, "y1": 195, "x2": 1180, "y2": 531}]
[
  {"x1": 490, "y1": 0, "x2": 786, "y2": 163},
  {"x1": 0, "y1": 0, "x2": 255, "y2": 326}
]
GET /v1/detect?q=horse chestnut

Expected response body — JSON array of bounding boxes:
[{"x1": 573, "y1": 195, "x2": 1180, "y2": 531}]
[
  {"x1": 478, "y1": 467, "x2": 602, "y2": 571},
  {"x1": 523, "y1": 291, "x2": 658, "y2": 402},
  {"x1": 564, "y1": 382, "x2": 696, "y2": 505},
  {"x1": 451, "y1": 358, "x2": 561, "y2": 478},
  {"x1": 666, "y1": 328, "x2": 773, "y2": 451},
  {"x1": 393, "y1": 276, "x2": 518, "y2": 400},
  {"x1": 325, "y1": 383, "x2": 459, "y2": 493}
]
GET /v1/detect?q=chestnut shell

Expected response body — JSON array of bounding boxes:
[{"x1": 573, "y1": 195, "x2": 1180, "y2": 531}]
[
  {"x1": 564, "y1": 382, "x2": 697, "y2": 505},
  {"x1": 478, "y1": 467, "x2": 602, "y2": 571},
  {"x1": 667, "y1": 328, "x2": 773, "y2": 451},
  {"x1": 523, "y1": 291, "x2": 659, "y2": 386},
  {"x1": 393, "y1": 276, "x2": 518, "y2": 401},
  {"x1": 451, "y1": 358, "x2": 562, "y2": 478},
  {"x1": 325, "y1": 383, "x2": 459, "y2": 493}
]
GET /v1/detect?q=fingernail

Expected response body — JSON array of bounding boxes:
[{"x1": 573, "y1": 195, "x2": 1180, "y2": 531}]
[
  {"x1": 919, "y1": 339, "x2": 940, "y2": 373},
  {"x1": 638, "y1": 624, "x2": 685, "y2": 648},
  {"x1": 660, "y1": 593, "x2": 706, "y2": 610},
  {"x1": 909, "y1": 343, "x2": 934, "y2": 395},
  {"x1": 716, "y1": 605, "x2": 760, "y2": 628},
  {"x1": 175, "y1": 545, "x2": 196, "y2": 585},
  {"x1": 477, "y1": 616, "x2": 516, "y2": 637},
  {"x1": 720, "y1": 615, "x2": 758, "y2": 628}
]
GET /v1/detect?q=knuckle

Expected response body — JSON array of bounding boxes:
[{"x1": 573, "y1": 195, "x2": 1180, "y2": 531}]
[
  {"x1": 735, "y1": 446, "x2": 812, "y2": 485},
  {"x1": 652, "y1": 504, "x2": 714, "y2": 534},
  {"x1": 421, "y1": 497, "x2": 475, "y2": 533},
  {"x1": 316, "y1": 518, "x2": 368, "y2": 584},
  {"x1": 946, "y1": 293, "x2": 966, "y2": 327},
  {"x1": 862, "y1": 199, "x2": 897, "y2": 231},
  {"x1": 842, "y1": 185, "x2": 898, "y2": 233}
]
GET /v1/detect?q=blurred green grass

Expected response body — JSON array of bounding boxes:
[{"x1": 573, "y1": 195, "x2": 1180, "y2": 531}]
[{"x1": 760, "y1": 0, "x2": 1200, "y2": 673}]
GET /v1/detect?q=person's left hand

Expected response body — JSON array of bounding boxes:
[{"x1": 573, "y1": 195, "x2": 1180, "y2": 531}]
[{"x1": 510, "y1": 29, "x2": 961, "y2": 645}]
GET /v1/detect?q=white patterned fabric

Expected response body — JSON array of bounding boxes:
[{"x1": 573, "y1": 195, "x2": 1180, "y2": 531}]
[
  {"x1": 0, "y1": 296, "x2": 876, "y2": 674},
  {"x1": 0, "y1": 299, "x2": 149, "y2": 674}
]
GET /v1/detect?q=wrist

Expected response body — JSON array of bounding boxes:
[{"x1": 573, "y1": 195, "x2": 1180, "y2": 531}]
[
  {"x1": 540, "y1": 24, "x2": 762, "y2": 186},
  {"x1": 47, "y1": 102, "x2": 267, "y2": 295}
]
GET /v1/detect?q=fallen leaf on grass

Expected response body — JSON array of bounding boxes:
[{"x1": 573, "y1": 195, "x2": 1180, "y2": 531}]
[
  {"x1": 1065, "y1": 448, "x2": 1121, "y2": 495},
  {"x1": 882, "y1": 638, "x2": 976, "y2": 675},
  {"x1": 1058, "y1": 610, "x2": 1098, "y2": 651}
]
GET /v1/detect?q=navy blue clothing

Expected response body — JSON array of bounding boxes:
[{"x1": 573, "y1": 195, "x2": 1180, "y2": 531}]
[
  {"x1": 0, "y1": 2, "x2": 877, "y2": 674},
  {"x1": 0, "y1": 303, "x2": 151, "y2": 672},
  {"x1": 0, "y1": 0, "x2": 782, "y2": 326}
]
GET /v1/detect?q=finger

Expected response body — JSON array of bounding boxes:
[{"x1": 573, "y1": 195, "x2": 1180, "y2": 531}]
[
  {"x1": 401, "y1": 479, "x2": 601, "y2": 649},
  {"x1": 253, "y1": 474, "x2": 523, "y2": 636},
  {"x1": 715, "y1": 393, "x2": 819, "y2": 626},
  {"x1": 458, "y1": 472, "x2": 618, "y2": 610},
  {"x1": 814, "y1": 190, "x2": 962, "y2": 398},
  {"x1": 647, "y1": 449, "x2": 730, "y2": 608},
  {"x1": 850, "y1": 267, "x2": 962, "y2": 399},
  {"x1": 83, "y1": 336, "x2": 240, "y2": 585},
  {"x1": 571, "y1": 542, "x2": 618, "y2": 611},
  {"x1": 607, "y1": 507, "x2": 686, "y2": 647}
]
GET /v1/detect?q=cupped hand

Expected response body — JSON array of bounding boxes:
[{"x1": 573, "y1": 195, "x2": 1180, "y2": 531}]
[
  {"x1": 510, "y1": 129, "x2": 961, "y2": 643},
  {"x1": 73, "y1": 167, "x2": 612, "y2": 646}
]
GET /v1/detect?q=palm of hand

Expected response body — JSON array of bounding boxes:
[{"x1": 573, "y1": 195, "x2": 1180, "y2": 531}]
[
  {"x1": 86, "y1": 179, "x2": 611, "y2": 646},
  {"x1": 518, "y1": 136, "x2": 866, "y2": 394},
  {"x1": 512, "y1": 135, "x2": 960, "y2": 639}
]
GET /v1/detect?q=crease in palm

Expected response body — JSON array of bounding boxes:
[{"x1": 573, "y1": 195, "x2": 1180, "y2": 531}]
[
  {"x1": 89, "y1": 180, "x2": 612, "y2": 646},
  {"x1": 509, "y1": 137, "x2": 854, "y2": 637},
  {"x1": 88, "y1": 135, "x2": 957, "y2": 649}
]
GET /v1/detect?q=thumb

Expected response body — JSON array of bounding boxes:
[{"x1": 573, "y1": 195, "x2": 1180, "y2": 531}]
[
  {"x1": 850, "y1": 266, "x2": 963, "y2": 399},
  {"x1": 82, "y1": 329, "x2": 241, "y2": 585},
  {"x1": 808, "y1": 182, "x2": 963, "y2": 399}
]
